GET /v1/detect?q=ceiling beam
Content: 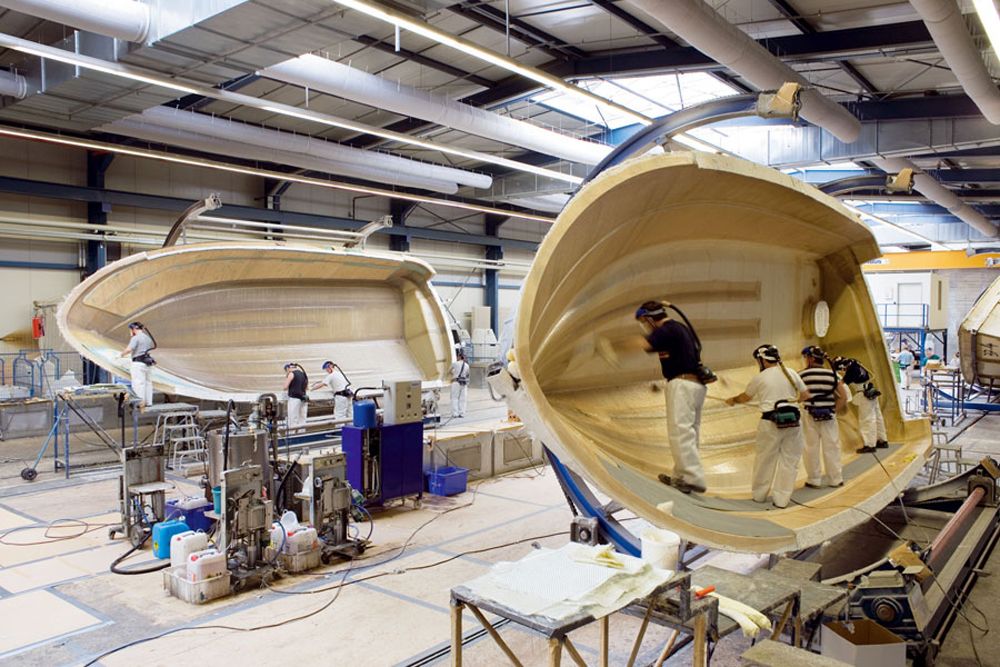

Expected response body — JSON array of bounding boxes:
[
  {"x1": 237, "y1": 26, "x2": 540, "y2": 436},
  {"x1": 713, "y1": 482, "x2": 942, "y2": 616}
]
[{"x1": 446, "y1": 2, "x2": 586, "y2": 61}]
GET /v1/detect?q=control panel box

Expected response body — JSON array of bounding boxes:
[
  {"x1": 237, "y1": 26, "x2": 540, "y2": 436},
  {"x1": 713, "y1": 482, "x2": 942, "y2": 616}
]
[{"x1": 383, "y1": 380, "x2": 422, "y2": 425}]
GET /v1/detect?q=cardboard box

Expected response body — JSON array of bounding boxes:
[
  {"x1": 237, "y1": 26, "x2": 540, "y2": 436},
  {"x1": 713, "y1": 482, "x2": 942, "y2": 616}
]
[{"x1": 822, "y1": 620, "x2": 905, "y2": 667}]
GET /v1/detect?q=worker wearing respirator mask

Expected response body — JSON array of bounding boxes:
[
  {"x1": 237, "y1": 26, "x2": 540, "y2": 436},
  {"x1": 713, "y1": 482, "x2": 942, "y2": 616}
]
[
  {"x1": 727, "y1": 345, "x2": 812, "y2": 508},
  {"x1": 831, "y1": 356, "x2": 888, "y2": 454},
  {"x1": 799, "y1": 346, "x2": 848, "y2": 489},
  {"x1": 283, "y1": 362, "x2": 309, "y2": 428},
  {"x1": 312, "y1": 361, "x2": 353, "y2": 421},
  {"x1": 119, "y1": 321, "x2": 156, "y2": 408},
  {"x1": 635, "y1": 300, "x2": 715, "y2": 494}
]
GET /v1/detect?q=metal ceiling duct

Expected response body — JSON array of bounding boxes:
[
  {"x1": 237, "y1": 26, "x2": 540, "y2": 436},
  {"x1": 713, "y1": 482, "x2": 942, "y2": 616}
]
[
  {"x1": 626, "y1": 0, "x2": 862, "y2": 143},
  {"x1": 909, "y1": 0, "x2": 1000, "y2": 124},
  {"x1": 872, "y1": 156, "x2": 998, "y2": 237},
  {"x1": 103, "y1": 118, "x2": 462, "y2": 194},
  {"x1": 0, "y1": 69, "x2": 27, "y2": 98},
  {"x1": 134, "y1": 106, "x2": 492, "y2": 191},
  {"x1": 262, "y1": 54, "x2": 612, "y2": 165},
  {"x1": 0, "y1": 0, "x2": 150, "y2": 42}
]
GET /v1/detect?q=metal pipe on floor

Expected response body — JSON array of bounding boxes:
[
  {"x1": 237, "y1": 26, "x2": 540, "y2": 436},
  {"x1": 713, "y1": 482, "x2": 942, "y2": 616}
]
[{"x1": 926, "y1": 486, "x2": 986, "y2": 572}]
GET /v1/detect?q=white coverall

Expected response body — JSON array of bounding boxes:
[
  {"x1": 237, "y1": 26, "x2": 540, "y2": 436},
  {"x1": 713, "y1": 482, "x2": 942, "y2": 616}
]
[
  {"x1": 852, "y1": 388, "x2": 887, "y2": 448},
  {"x1": 287, "y1": 398, "x2": 308, "y2": 428},
  {"x1": 323, "y1": 368, "x2": 352, "y2": 421},
  {"x1": 802, "y1": 416, "x2": 843, "y2": 487},
  {"x1": 130, "y1": 361, "x2": 153, "y2": 407},
  {"x1": 664, "y1": 378, "x2": 708, "y2": 490},
  {"x1": 744, "y1": 366, "x2": 808, "y2": 508},
  {"x1": 451, "y1": 359, "x2": 469, "y2": 418}
]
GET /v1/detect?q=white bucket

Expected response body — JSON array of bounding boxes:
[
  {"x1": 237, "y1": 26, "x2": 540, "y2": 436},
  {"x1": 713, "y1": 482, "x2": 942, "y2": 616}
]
[{"x1": 641, "y1": 528, "x2": 681, "y2": 570}]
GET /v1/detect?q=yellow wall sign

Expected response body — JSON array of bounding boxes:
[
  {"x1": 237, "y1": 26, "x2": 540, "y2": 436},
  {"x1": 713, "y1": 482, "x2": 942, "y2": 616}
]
[{"x1": 863, "y1": 251, "x2": 1000, "y2": 272}]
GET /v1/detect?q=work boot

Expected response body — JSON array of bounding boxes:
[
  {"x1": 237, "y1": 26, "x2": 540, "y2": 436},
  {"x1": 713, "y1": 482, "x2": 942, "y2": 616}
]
[
  {"x1": 657, "y1": 474, "x2": 706, "y2": 494},
  {"x1": 804, "y1": 482, "x2": 823, "y2": 489},
  {"x1": 856, "y1": 445, "x2": 877, "y2": 454},
  {"x1": 876, "y1": 440, "x2": 889, "y2": 449}
]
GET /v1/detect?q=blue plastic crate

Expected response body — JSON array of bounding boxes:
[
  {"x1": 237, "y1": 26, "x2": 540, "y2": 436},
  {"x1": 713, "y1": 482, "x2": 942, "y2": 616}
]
[{"x1": 426, "y1": 466, "x2": 468, "y2": 496}]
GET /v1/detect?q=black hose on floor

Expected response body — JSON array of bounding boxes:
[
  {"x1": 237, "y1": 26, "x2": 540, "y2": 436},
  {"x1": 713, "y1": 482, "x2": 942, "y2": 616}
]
[{"x1": 109, "y1": 531, "x2": 170, "y2": 575}]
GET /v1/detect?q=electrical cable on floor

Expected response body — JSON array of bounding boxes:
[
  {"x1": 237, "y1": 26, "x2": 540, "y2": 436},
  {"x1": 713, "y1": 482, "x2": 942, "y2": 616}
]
[
  {"x1": 83, "y1": 555, "x2": 357, "y2": 667},
  {"x1": 0, "y1": 518, "x2": 117, "y2": 547}
]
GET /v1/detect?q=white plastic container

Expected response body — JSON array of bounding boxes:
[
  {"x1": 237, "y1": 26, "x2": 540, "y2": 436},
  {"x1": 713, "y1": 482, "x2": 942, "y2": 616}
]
[
  {"x1": 186, "y1": 548, "x2": 226, "y2": 582},
  {"x1": 170, "y1": 531, "x2": 209, "y2": 569},
  {"x1": 640, "y1": 527, "x2": 681, "y2": 570},
  {"x1": 284, "y1": 526, "x2": 319, "y2": 555}
]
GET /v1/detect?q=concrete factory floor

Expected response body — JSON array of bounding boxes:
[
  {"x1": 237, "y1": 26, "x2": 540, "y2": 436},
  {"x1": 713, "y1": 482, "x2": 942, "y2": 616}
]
[{"x1": 0, "y1": 389, "x2": 998, "y2": 666}]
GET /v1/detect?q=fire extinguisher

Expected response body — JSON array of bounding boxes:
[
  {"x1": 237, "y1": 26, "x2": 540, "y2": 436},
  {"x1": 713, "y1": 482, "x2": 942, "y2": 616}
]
[{"x1": 32, "y1": 315, "x2": 44, "y2": 339}]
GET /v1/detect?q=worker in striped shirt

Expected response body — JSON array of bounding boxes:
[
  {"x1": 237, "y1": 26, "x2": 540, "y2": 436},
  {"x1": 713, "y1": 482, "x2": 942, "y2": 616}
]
[{"x1": 799, "y1": 346, "x2": 849, "y2": 488}]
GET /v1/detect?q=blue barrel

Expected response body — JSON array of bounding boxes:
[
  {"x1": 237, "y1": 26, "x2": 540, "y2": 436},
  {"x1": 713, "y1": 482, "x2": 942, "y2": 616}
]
[{"x1": 353, "y1": 399, "x2": 377, "y2": 428}]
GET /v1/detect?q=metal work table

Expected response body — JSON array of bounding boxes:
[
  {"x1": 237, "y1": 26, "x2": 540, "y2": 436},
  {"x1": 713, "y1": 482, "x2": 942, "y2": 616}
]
[{"x1": 450, "y1": 570, "x2": 712, "y2": 666}]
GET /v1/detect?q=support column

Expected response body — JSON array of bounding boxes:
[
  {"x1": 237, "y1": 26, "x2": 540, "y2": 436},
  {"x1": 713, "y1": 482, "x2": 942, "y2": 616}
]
[
  {"x1": 84, "y1": 151, "x2": 114, "y2": 385},
  {"x1": 484, "y1": 214, "x2": 508, "y2": 336},
  {"x1": 390, "y1": 199, "x2": 416, "y2": 252}
]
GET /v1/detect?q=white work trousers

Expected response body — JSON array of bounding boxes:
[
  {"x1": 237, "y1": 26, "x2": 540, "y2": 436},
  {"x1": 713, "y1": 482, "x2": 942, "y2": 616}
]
[
  {"x1": 664, "y1": 378, "x2": 707, "y2": 489},
  {"x1": 451, "y1": 382, "x2": 468, "y2": 418},
  {"x1": 752, "y1": 420, "x2": 805, "y2": 508},
  {"x1": 802, "y1": 415, "x2": 843, "y2": 487},
  {"x1": 333, "y1": 395, "x2": 352, "y2": 421},
  {"x1": 855, "y1": 394, "x2": 887, "y2": 448},
  {"x1": 287, "y1": 398, "x2": 308, "y2": 428},
  {"x1": 130, "y1": 361, "x2": 153, "y2": 407}
]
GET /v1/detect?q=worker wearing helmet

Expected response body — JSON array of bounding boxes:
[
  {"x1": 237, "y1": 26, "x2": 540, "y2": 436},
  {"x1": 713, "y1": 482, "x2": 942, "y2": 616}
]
[
  {"x1": 636, "y1": 300, "x2": 708, "y2": 494},
  {"x1": 119, "y1": 321, "x2": 156, "y2": 408},
  {"x1": 283, "y1": 362, "x2": 309, "y2": 428},
  {"x1": 799, "y1": 346, "x2": 848, "y2": 488},
  {"x1": 312, "y1": 361, "x2": 353, "y2": 421},
  {"x1": 831, "y1": 356, "x2": 888, "y2": 453},
  {"x1": 726, "y1": 345, "x2": 812, "y2": 508},
  {"x1": 451, "y1": 351, "x2": 470, "y2": 418}
]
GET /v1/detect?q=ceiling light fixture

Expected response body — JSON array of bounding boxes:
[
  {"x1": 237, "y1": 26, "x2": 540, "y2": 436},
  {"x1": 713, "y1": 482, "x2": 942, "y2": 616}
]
[
  {"x1": 0, "y1": 125, "x2": 556, "y2": 224},
  {"x1": 328, "y1": 0, "x2": 653, "y2": 126},
  {"x1": 0, "y1": 32, "x2": 580, "y2": 186},
  {"x1": 974, "y1": 0, "x2": 1000, "y2": 57}
]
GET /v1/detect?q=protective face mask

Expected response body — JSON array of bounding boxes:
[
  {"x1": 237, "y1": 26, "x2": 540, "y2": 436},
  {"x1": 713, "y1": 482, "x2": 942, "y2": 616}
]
[{"x1": 637, "y1": 320, "x2": 654, "y2": 336}]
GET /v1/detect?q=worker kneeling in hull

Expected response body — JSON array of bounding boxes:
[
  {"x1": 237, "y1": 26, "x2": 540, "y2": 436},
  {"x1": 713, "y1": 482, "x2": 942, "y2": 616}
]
[
  {"x1": 832, "y1": 356, "x2": 888, "y2": 454},
  {"x1": 800, "y1": 346, "x2": 848, "y2": 488},
  {"x1": 727, "y1": 345, "x2": 811, "y2": 508},
  {"x1": 636, "y1": 300, "x2": 716, "y2": 495}
]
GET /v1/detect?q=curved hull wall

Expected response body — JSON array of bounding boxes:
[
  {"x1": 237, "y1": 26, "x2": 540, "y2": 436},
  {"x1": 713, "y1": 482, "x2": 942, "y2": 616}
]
[
  {"x1": 513, "y1": 152, "x2": 930, "y2": 553},
  {"x1": 960, "y1": 274, "x2": 1000, "y2": 383},
  {"x1": 57, "y1": 243, "x2": 454, "y2": 401}
]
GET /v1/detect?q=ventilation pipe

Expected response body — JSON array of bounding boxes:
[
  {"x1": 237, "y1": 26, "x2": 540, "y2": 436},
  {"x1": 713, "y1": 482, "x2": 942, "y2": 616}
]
[
  {"x1": 0, "y1": 0, "x2": 150, "y2": 43},
  {"x1": 909, "y1": 0, "x2": 1000, "y2": 124},
  {"x1": 102, "y1": 119, "x2": 462, "y2": 194},
  {"x1": 137, "y1": 106, "x2": 492, "y2": 191},
  {"x1": 872, "y1": 156, "x2": 998, "y2": 237},
  {"x1": 0, "y1": 69, "x2": 27, "y2": 98},
  {"x1": 262, "y1": 55, "x2": 611, "y2": 165},
  {"x1": 626, "y1": 0, "x2": 861, "y2": 143}
]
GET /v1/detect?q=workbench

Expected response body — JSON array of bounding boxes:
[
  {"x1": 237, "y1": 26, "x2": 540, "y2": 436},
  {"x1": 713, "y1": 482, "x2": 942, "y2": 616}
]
[{"x1": 450, "y1": 570, "x2": 714, "y2": 667}]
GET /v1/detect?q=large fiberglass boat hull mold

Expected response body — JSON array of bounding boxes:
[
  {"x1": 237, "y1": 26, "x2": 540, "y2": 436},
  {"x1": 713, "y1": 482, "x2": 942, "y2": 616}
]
[
  {"x1": 512, "y1": 152, "x2": 930, "y2": 553},
  {"x1": 57, "y1": 243, "x2": 454, "y2": 402},
  {"x1": 960, "y1": 273, "x2": 1000, "y2": 384}
]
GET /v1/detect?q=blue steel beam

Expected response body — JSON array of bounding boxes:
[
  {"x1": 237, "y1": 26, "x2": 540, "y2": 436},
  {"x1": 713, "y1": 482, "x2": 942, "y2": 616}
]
[
  {"x1": 853, "y1": 201, "x2": 1000, "y2": 219},
  {"x1": 926, "y1": 169, "x2": 1000, "y2": 184},
  {"x1": 0, "y1": 176, "x2": 541, "y2": 252}
]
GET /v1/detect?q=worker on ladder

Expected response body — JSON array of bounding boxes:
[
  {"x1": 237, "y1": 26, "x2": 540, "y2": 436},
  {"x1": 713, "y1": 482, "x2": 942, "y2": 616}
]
[
  {"x1": 451, "y1": 351, "x2": 470, "y2": 418},
  {"x1": 726, "y1": 345, "x2": 812, "y2": 508},
  {"x1": 119, "y1": 321, "x2": 155, "y2": 409}
]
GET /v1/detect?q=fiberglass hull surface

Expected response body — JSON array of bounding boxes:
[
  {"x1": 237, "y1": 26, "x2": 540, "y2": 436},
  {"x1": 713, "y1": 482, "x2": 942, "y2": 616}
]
[
  {"x1": 960, "y1": 274, "x2": 1000, "y2": 384},
  {"x1": 513, "y1": 152, "x2": 931, "y2": 553},
  {"x1": 57, "y1": 243, "x2": 454, "y2": 402}
]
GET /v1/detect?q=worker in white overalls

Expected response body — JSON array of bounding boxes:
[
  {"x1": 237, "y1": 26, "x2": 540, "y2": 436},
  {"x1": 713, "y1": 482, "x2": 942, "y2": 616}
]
[
  {"x1": 832, "y1": 356, "x2": 888, "y2": 453},
  {"x1": 636, "y1": 301, "x2": 712, "y2": 495},
  {"x1": 727, "y1": 345, "x2": 812, "y2": 508},
  {"x1": 450, "y1": 351, "x2": 470, "y2": 418},
  {"x1": 283, "y1": 362, "x2": 309, "y2": 428},
  {"x1": 312, "y1": 361, "x2": 353, "y2": 421},
  {"x1": 119, "y1": 321, "x2": 155, "y2": 408},
  {"x1": 799, "y1": 346, "x2": 848, "y2": 488}
]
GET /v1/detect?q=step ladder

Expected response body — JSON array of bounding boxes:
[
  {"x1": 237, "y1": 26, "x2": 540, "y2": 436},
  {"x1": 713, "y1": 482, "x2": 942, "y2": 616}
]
[
  {"x1": 153, "y1": 407, "x2": 206, "y2": 472},
  {"x1": 925, "y1": 430, "x2": 969, "y2": 484}
]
